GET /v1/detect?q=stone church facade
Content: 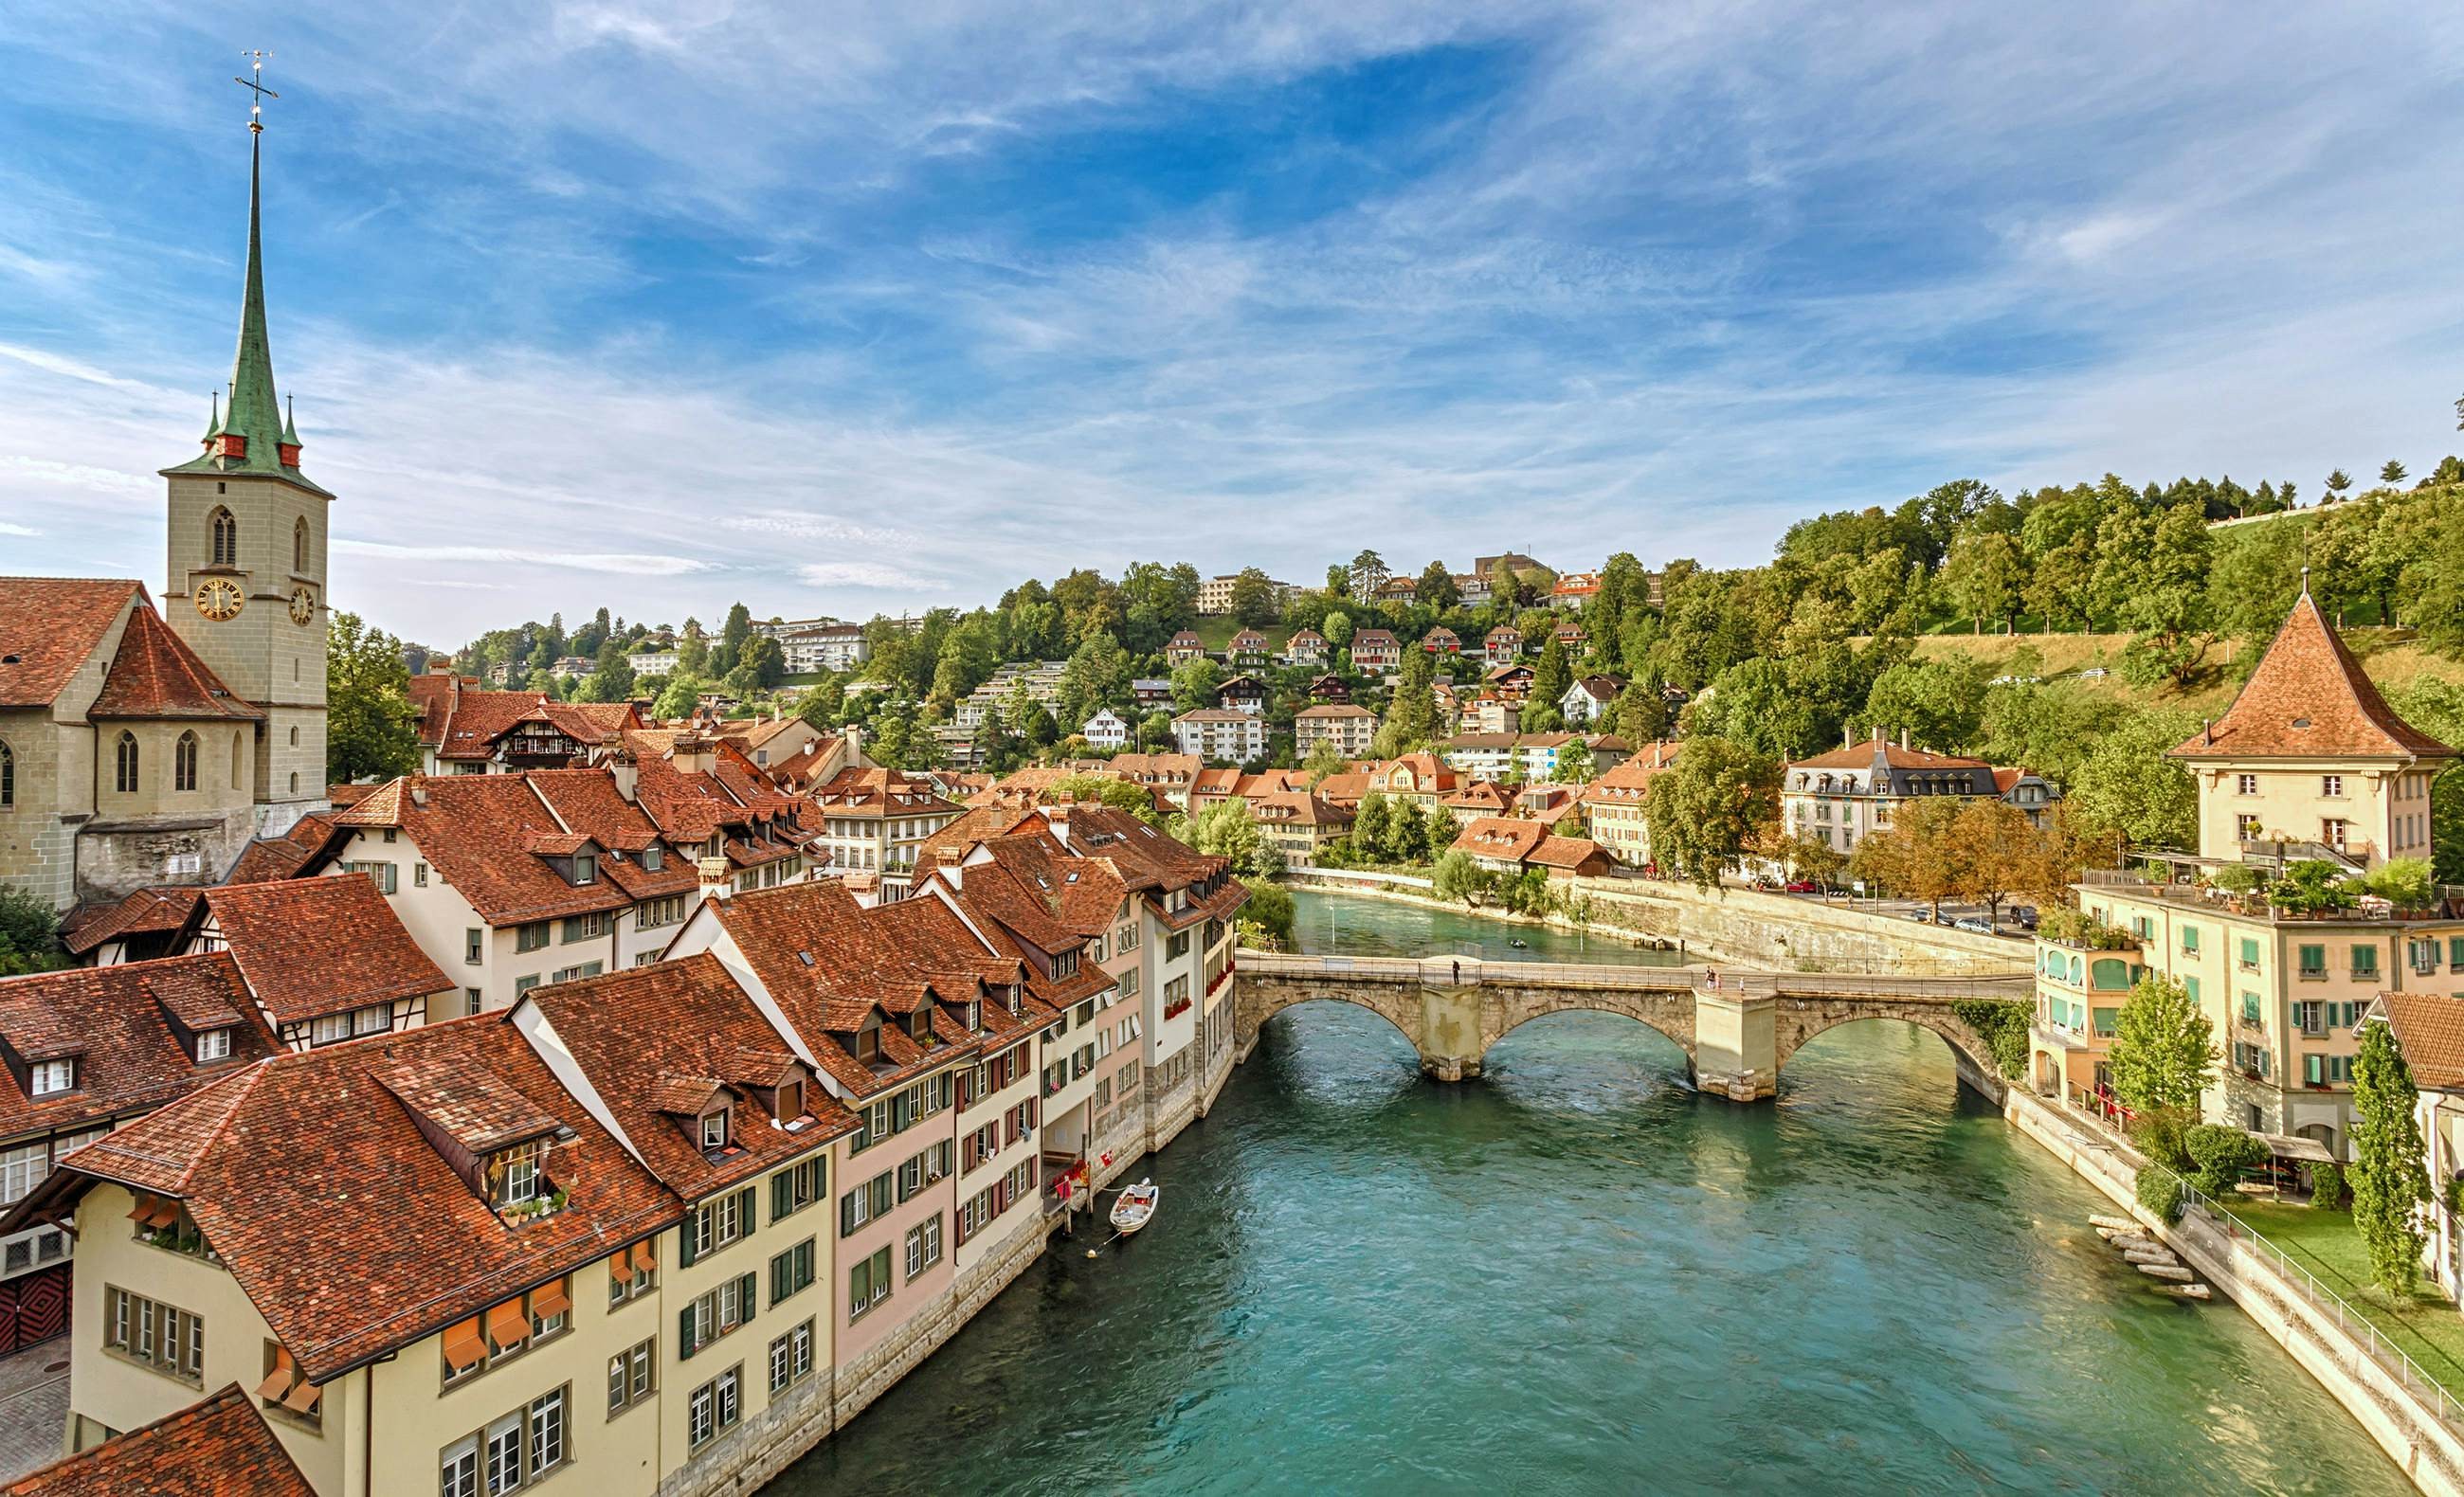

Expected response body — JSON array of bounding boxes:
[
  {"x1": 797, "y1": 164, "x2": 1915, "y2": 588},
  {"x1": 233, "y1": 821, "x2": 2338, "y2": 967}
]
[{"x1": 0, "y1": 116, "x2": 329, "y2": 912}]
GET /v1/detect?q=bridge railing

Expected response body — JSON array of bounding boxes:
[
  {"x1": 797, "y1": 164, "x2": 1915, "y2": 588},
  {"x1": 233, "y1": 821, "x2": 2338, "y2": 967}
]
[{"x1": 1234, "y1": 951, "x2": 2032, "y2": 1000}]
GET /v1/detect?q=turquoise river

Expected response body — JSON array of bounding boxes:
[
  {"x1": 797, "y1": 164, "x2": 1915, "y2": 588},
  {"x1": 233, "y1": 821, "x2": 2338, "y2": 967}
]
[{"x1": 772, "y1": 890, "x2": 2410, "y2": 1495}]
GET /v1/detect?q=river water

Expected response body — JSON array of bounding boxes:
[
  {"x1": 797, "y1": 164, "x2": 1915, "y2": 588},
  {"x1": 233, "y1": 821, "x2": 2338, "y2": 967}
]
[{"x1": 772, "y1": 891, "x2": 2408, "y2": 1495}]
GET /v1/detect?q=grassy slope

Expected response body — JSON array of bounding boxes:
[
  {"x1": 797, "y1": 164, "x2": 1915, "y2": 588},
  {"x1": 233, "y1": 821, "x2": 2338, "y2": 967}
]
[
  {"x1": 2221, "y1": 1199, "x2": 2464, "y2": 1399},
  {"x1": 1911, "y1": 628, "x2": 2464, "y2": 717}
]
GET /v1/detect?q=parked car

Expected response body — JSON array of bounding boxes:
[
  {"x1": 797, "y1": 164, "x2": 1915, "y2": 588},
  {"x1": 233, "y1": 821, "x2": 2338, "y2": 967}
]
[
  {"x1": 2012, "y1": 906, "x2": 2039, "y2": 930},
  {"x1": 1954, "y1": 916, "x2": 1994, "y2": 934},
  {"x1": 1784, "y1": 879, "x2": 1819, "y2": 893},
  {"x1": 1906, "y1": 908, "x2": 1933, "y2": 923},
  {"x1": 1934, "y1": 912, "x2": 1958, "y2": 927}
]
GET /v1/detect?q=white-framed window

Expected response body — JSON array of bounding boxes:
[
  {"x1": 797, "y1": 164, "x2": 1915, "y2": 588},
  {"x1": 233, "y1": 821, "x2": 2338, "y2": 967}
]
[
  {"x1": 607, "y1": 1338, "x2": 655, "y2": 1416},
  {"x1": 2322, "y1": 774, "x2": 2344, "y2": 797},
  {"x1": 195, "y1": 1028, "x2": 233, "y2": 1062},
  {"x1": 28, "y1": 1061, "x2": 73, "y2": 1096},
  {"x1": 768, "y1": 1319, "x2": 815, "y2": 1394},
  {"x1": 700, "y1": 1110, "x2": 730, "y2": 1150},
  {"x1": 442, "y1": 1438, "x2": 479, "y2": 1497},
  {"x1": 688, "y1": 1365, "x2": 741, "y2": 1450},
  {"x1": 528, "y1": 1387, "x2": 566, "y2": 1479},
  {"x1": 0, "y1": 1145, "x2": 47, "y2": 1205},
  {"x1": 483, "y1": 1411, "x2": 522, "y2": 1494},
  {"x1": 905, "y1": 1214, "x2": 943, "y2": 1279}
]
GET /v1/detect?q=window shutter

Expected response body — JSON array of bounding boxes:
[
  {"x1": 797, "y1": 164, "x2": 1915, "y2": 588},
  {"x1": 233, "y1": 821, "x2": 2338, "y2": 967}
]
[
  {"x1": 2305, "y1": 1054, "x2": 2322, "y2": 1086},
  {"x1": 679, "y1": 1308, "x2": 698, "y2": 1360},
  {"x1": 772, "y1": 1173, "x2": 790, "y2": 1221},
  {"x1": 737, "y1": 1272, "x2": 756, "y2": 1323},
  {"x1": 737, "y1": 1185, "x2": 756, "y2": 1229},
  {"x1": 679, "y1": 1219, "x2": 698, "y2": 1270},
  {"x1": 841, "y1": 1192, "x2": 857, "y2": 1238}
]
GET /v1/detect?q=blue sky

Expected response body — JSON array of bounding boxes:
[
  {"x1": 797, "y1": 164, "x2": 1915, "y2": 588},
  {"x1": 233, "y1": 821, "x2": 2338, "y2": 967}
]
[{"x1": 3, "y1": 3, "x2": 2461, "y2": 645}]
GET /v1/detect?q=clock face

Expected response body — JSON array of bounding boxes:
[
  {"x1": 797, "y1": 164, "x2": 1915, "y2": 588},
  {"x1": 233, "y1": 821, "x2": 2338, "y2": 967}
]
[
  {"x1": 289, "y1": 585, "x2": 317, "y2": 626},
  {"x1": 194, "y1": 578, "x2": 244, "y2": 622}
]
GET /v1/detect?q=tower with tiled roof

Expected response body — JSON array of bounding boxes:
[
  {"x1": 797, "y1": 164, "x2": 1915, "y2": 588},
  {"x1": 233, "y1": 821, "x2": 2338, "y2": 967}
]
[
  {"x1": 159, "y1": 68, "x2": 330, "y2": 812},
  {"x1": 2170, "y1": 575, "x2": 2454, "y2": 869}
]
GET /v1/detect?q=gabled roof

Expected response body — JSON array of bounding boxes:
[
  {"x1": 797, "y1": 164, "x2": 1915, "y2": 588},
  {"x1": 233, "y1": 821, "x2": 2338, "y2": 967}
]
[
  {"x1": 20, "y1": 1015, "x2": 675, "y2": 1383},
  {"x1": 2173, "y1": 591, "x2": 2454, "y2": 762},
  {"x1": 201, "y1": 877, "x2": 452, "y2": 1028},
  {"x1": 0, "y1": 954, "x2": 276, "y2": 1145},
  {"x1": 2376, "y1": 990, "x2": 2464, "y2": 1091},
  {"x1": 524, "y1": 770, "x2": 698, "y2": 900},
  {"x1": 0, "y1": 578, "x2": 140, "y2": 709},
  {"x1": 2, "y1": 1382, "x2": 316, "y2": 1497},
  {"x1": 520, "y1": 954, "x2": 855, "y2": 1198},
  {"x1": 60, "y1": 884, "x2": 202, "y2": 958},
  {"x1": 223, "y1": 812, "x2": 344, "y2": 885},
  {"x1": 335, "y1": 776, "x2": 628, "y2": 926},
  {"x1": 1580, "y1": 740, "x2": 1680, "y2": 803},
  {"x1": 85, "y1": 604, "x2": 262, "y2": 721}
]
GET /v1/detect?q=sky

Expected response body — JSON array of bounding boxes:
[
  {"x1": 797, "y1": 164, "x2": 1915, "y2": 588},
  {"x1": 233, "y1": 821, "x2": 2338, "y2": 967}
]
[{"x1": 2, "y1": 3, "x2": 2460, "y2": 647}]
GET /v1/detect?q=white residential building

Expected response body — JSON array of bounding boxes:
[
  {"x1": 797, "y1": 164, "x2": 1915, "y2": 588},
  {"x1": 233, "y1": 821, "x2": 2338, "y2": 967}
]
[{"x1": 1171, "y1": 709, "x2": 1265, "y2": 764}]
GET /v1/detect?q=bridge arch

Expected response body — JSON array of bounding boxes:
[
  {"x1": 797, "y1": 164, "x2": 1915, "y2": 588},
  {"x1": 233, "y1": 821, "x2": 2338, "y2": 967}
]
[
  {"x1": 1768, "y1": 1001, "x2": 2006, "y2": 1104},
  {"x1": 1483, "y1": 992, "x2": 1696, "y2": 1072},
  {"x1": 1239, "y1": 979, "x2": 1424, "y2": 1057}
]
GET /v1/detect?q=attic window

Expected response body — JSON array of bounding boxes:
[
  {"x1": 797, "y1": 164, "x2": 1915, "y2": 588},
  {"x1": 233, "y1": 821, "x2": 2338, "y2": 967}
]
[
  {"x1": 2292, "y1": 718, "x2": 2312, "y2": 729},
  {"x1": 572, "y1": 854, "x2": 598, "y2": 886},
  {"x1": 964, "y1": 1001, "x2": 981, "y2": 1029},
  {"x1": 797, "y1": 951, "x2": 814, "y2": 967},
  {"x1": 493, "y1": 1140, "x2": 547, "y2": 1209},
  {"x1": 643, "y1": 845, "x2": 663, "y2": 872},
  {"x1": 28, "y1": 1060, "x2": 75, "y2": 1097},
  {"x1": 908, "y1": 1011, "x2": 930, "y2": 1040},
  {"x1": 195, "y1": 1028, "x2": 233, "y2": 1063},
  {"x1": 699, "y1": 1109, "x2": 731, "y2": 1151}
]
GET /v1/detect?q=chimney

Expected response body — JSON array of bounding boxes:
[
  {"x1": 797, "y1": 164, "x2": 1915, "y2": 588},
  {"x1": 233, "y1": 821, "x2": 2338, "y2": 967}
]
[
  {"x1": 2201, "y1": 717, "x2": 2213, "y2": 747},
  {"x1": 1843, "y1": 723, "x2": 1853, "y2": 749},
  {"x1": 843, "y1": 725, "x2": 868, "y2": 769},
  {"x1": 1899, "y1": 728, "x2": 1909, "y2": 750},
  {"x1": 698, "y1": 856, "x2": 734, "y2": 903},
  {"x1": 607, "y1": 748, "x2": 640, "y2": 803}
]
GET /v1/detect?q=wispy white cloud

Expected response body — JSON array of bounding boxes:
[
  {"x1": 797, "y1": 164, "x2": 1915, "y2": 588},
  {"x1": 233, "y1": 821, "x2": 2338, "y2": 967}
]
[{"x1": 0, "y1": 521, "x2": 40, "y2": 537}]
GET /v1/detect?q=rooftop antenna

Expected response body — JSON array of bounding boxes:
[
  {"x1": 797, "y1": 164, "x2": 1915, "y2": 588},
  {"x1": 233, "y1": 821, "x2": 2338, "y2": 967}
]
[{"x1": 235, "y1": 49, "x2": 278, "y2": 133}]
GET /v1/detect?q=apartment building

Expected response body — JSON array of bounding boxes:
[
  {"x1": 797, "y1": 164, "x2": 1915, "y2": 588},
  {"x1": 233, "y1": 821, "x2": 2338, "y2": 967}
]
[
  {"x1": 1171, "y1": 710, "x2": 1265, "y2": 765},
  {"x1": 1780, "y1": 732, "x2": 2056, "y2": 855},
  {"x1": 802, "y1": 768, "x2": 963, "y2": 901},
  {"x1": 1350, "y1": 630, "x2": 1402, "y2": 672},
  {"x1": 2034, "y1": 589, "x2": 2461, "y2": 1154},
  {"x1": 1578, "y1": 740, "x2": 1679, "y2": 868},
  {"x1": 1294, "y1": 704, "x2": 1377, "y2": 758}
]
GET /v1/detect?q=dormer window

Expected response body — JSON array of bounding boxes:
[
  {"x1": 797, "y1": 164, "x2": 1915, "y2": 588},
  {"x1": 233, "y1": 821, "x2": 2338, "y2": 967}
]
[
  {"x1": 493, "y1": 1140, "x2": 546, "y2": 1209},
  {"x1": 573, "y1": 853, "x2": 597, "y2": 886},
  {"x1": 643, "y1": 845, "x2": 663, "y2": 872},
  {"x1": 195, "y1": 1028, "x2": 233, "y2": 1063},
  {"x1": 856, "y1": 1021, "x2": 882, "y2": 1064},
  {"x1": 699, "y1": 1109, "x2": 731, "y2": 1151},
  {"x1": 1053, "y1": 948, "x2": 1078, "y2": 980},
  {"x1": 964, "y1": 1001, "x2": 981, "y2": 1030},
  {"x1": 28, "y1": 1060, "x2": 74, "y2": 1096},
  {"x1": 908, "y1": 1011, "x2": 930, "y2": 1041}
]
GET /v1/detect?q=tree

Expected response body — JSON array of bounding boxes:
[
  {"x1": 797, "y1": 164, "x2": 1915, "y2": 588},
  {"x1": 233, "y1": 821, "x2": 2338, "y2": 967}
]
[
  {"x1": 2382, "y1": 460, "x2": 2408, "y2": 485},
  {"x1": 1352, "y1": 793, "x2": 1391, "y2": 857},
  {"x1": 1188, "y1": 799, "x2": 1281, "y2": 878},
  {"x1": 1415, "y1": 560, "x2": 1459, "y2": 613},
  {"x1": 1375, "y1": 648, "x2": 1439, "y2": 756},
  {"x1": 1861, "y1": 659, "x2": 1984, "y2": 752},
  {"x1": 0, "y1": 886, "x2": 65, "y2": 977},
  {"x1": 1299, "y1": 734, "x2": 1347, "y2": 786},
  {"x1": 1322, "y1": 611, "x2": 1354, "y2": 650},
  {"x1": 1349, "y1": 550, "x2": 1388, "y2": 597},
  {"x1": 1228, "y1": 568, "x2": 1281, "y2": 628},
  {"x1": 1610, "y1": 680, "x2": 1671, "y2": 746},
  {"x1": 2108, "y1": 974, "x2": 2216, "y2": 1117},
  {"x1": 2068, "y1": 706, "x2": 2201, "y2": 849},
  {"x1": 1849, "y1": 798, "x2": 1963, "y2": 916},
  {"x1": 2326, "y1": 468, "x2": 2353, "y2": 502},
  {"x1": 1169, "y1": 658, "x2": 1224, "y2": 712},
  {"x1": 1047, "y1": 773, "x2": 1169, "y2": 828},
  {"x1": 1642, "y1": 736, "x2": 1779, "y2": 890},
  {"x1": 1433, "y1": 849, "x2": 1496, "y2": 909},
  {"x1": 1943, "y1": 529, "x2": 2025, "y2": 633},
  {"x1": 2350, "y1": 1018, "x2": 2428, "y2": 1296},
  {"x1": 1238, "y1": 877, "x2": 1295, "y2": 948},
  {"x1": 327, "y1": 611, "x2": 421, "y2": 784},
  {"x1": 652, "y1": 672, "x2": 707, "y2": 720},
  {"x1": 714, "y1": 603, "x2": 753, "y2": 677},
  {"x1": 1531, "y1": 632, "x2": 1573, "y2": 716}
]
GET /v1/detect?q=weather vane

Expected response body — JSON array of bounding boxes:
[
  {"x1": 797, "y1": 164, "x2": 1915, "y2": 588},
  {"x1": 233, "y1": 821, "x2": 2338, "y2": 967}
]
[{"x1": 234, "y1": 49, "x2": 277, "y2": 133}]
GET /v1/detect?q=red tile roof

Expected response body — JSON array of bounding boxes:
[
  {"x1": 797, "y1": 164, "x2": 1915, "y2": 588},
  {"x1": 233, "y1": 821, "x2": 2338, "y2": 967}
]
[
  {"x1": 524, "y1": 770, "x2": 698, "y2": 900},
  {"x1": 520, "y1": 954, "x2": 856, "y2": 1196},
  {"x1": 336, "y1": 776, "x2": 629, "y2": 925},
  {"x1": 2, "y1": 1382, "x2": 316, "y2": 1497},
  {"x1": 202, "y1": 877, "x2": 453, "y2": 1028},
  {"x1": 1580, "y1": 740, "x2": 1680, "y2": 804},
  {"x1": 1788, "y1": 739, "x2": 1988, "y2": 772},
  {"x1": 85, "y1": 604, "x2": 262, "y2": 721},
  {"x1": 2375, "y1": 991, "x2": 2464, "y2": 1091},
  {"x1": 25, "y1": 1015, "x2": 676, "y2": 1382},
  {"x1": 223, "y1": 813, "x2": 344, "y2": 884},
  {"x1": 0, "y1": 954, "x2": 277, "y2": 1145},
  {"x1": 59, "y1": 885, "x2": 201, "y2": 958},
  {"x1": 1453, "y1": 817, "x2": 1549, "y2": 861},
  {"x1": 2173, "y1": 592, "x2": 2454, "y2": 762},
  {"x1": 0, "y1": 578, "x2": 138, "y2": 709}
]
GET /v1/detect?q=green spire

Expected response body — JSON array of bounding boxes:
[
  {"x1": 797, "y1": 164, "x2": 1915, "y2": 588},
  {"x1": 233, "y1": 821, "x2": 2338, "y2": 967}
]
[
  {"x1": 163, "y1": 109, "x2": 330, "y2": 496},
  {"x1": 281, "y1": 391, "x2": 298, "y2": 445}
]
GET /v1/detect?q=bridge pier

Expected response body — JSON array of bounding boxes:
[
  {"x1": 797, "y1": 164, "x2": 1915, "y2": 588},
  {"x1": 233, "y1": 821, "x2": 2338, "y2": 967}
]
[
  {"x1": 1416, "y1": 983, "x2": 1487, "y2": 1083},
  {"x1": 1692, "y1": 988, "x2": 1776, "y2": 1102}
]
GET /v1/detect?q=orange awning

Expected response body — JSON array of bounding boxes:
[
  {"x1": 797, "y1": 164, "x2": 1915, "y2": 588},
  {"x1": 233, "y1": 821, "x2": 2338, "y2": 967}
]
[
  {"x1": 254, "y1": 1365, "x2": 295, "y2": 1403},
  {"x1": 484, "y1": 1299, "x2": 528, "y2": 1352},
  {"x1": 629, "y1": 1240, "x2": 656, "y2": 1275},
  {"x1": 443, "y1": 1319, "x2": 487, "y2": 1373},
  {"x1": 529, "y1": 1280, "x2": 571, "y2": 1319},
  {"x1": 282, "y1": 1377, "x2": 322, "y2": 1415}
]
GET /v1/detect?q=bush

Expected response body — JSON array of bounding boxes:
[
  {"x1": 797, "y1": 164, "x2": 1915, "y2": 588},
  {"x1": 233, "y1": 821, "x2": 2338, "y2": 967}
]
[
  {"x1": 0, "y1": 887, "x2": 64, "y2": 977},
  {"x1": 2309, "y1": 1160, "x2": 2345, "y2": 1209},
  {"x1": 2130, "y1": 1107, "x2": 2196, "y2": 1172},
  {"x1": 2183, "y1": 1125, "x2": 2269, "y2": 1198},
  {"x1": 1950, "y1": 998, "x2": 2031, "y2": 1081},
  {"x1": 2137, "y1": 1168, "x2": 2185, "y2": 1225}
]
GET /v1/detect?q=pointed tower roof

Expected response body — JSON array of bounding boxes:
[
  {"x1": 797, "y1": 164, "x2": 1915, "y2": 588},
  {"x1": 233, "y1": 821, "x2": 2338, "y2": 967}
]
[
  {"x1": 162, "y1": 105, "x2": 330, "y2": 497},
  {"x1": 2171, "y1": 587, "x2": 2454, "y2": 763}
]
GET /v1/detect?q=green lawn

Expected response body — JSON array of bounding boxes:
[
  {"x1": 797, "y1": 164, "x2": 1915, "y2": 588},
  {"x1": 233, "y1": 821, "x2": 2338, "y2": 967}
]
[{"x1": 2220, "y1": 1199, "x2": 2464, "y2": 1398}]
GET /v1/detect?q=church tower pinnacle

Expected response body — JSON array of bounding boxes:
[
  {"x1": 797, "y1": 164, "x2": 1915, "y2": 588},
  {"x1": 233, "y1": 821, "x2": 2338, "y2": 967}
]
[{"x1": 159, "y1": 52, "x2": 333, "y2": 818}]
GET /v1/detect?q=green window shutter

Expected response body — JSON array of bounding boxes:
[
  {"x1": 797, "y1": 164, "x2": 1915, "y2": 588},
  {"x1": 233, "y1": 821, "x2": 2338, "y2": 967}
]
[
  {"x1": 679, "y1": 1307, "x2": 698, "y2": 1360},
  {"x1": 2183, "y1": 976, "x2": 2201, "y2": 1003},
  {"x1": 737, "y1": 1272, "x2": 756, "y2": 1323},
  {"x1": 772, "y1": 1173, "x2": 788, "y2": 1221},
  {"x1": 2299, "y1": 944, "x2": 2323, "y2": 970},
  {"x1": 2239, "y1": 937, "x2": 2259, "y2": 966},
  {"x1": 770, "y1": 1254, "x2": 786, "y2": 1306},
  {"x1": 679, "y1": 1217, "x2": 698, "y2": 1269},
  {"x1": 2305, "y1": 1054, "x2": 2322, "y2": 1085},
  {"x1": 737, "y1": 1185, "x2": 757, "y2": 1228},
  {"x1": 840, "y1": 1192, "x2": 857, "y2": 1238}
]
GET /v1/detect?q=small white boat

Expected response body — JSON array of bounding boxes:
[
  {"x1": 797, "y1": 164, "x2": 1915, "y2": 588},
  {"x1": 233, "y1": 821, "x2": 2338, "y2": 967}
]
[{"x1": 1110, "y1": 1181, "x2": 1158, "y2": 1235}]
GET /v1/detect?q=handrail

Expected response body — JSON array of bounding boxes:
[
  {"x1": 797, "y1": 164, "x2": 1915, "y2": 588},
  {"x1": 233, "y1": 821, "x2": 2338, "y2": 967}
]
[
  {"x1": 1233, "y1": 950, "x2": 2032, "y2": 1000},
  {"x1": 2054, "y1": 1086, "x2": 2464, "y2": 1433}
]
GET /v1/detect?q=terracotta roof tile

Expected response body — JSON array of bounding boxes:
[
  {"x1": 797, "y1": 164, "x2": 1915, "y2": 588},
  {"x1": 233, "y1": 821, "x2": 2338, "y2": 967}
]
[
  {"x1": 0, "y1": 954, "x2": 277, "y2": 1145},
  {"x1": 27, "y1": 1016, "x2": 676, "y2": 1382},
  {"x1": 2376, "y1": 991, "x2": 2464, "y2": 1091},
  {"x1": 2173, "y1": 592, "x2": 2454, "y2": 762},
  {"x1": 2, "y1": 1382, "x2": 315, "y2": 1497},
  {"x1": 85, "y1": 605, "x2": 262, "y2": 721},
  {"x1": 202, "y1": 877, "x2": 452, "y2": 1028},
  {"x1": 0, "y1": 578, "x2": 138, "y2": 709},
  {"x1": 337, "y1": 776, "x2": 628, "y2": 926}
]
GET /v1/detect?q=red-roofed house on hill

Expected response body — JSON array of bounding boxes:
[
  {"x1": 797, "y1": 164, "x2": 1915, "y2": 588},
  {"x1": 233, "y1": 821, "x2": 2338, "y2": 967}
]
[
  {"x1": 1350, "y1": 629, "x2": 1402, "y2": 672},
  {"x1": 1782, "y1": 732, "x2": 2056, "y2": 857}
]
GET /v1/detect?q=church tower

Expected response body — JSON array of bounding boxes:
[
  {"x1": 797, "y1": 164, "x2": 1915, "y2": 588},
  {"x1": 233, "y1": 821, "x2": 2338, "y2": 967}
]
[{"x1": 160, "y1": 63, "x2": 330, "y2": 817}]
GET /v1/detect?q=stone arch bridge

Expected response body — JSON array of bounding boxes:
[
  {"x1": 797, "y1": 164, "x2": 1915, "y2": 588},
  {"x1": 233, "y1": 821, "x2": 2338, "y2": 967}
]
[{"x1": 1234, "y1": 951, "x2": 2033, "y2": 1102}]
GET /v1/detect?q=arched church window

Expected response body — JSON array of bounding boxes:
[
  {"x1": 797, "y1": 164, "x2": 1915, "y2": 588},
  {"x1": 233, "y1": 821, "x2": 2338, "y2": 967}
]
[
  {"x1": 174, "y1": 730, "x2": 199, "y2": 792},
  {"x1": 0, "y1": 740, "x2": 12, "y2": 806},
  {"x1": 294, "y1": 516, "x2": 309, "y2": 573},
  {"x1": 116, "y1": 731, "x2": 140, "y2": 793},
  {"x1": 209, "y1": 507, "x2": 238, "y2": 568}
]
